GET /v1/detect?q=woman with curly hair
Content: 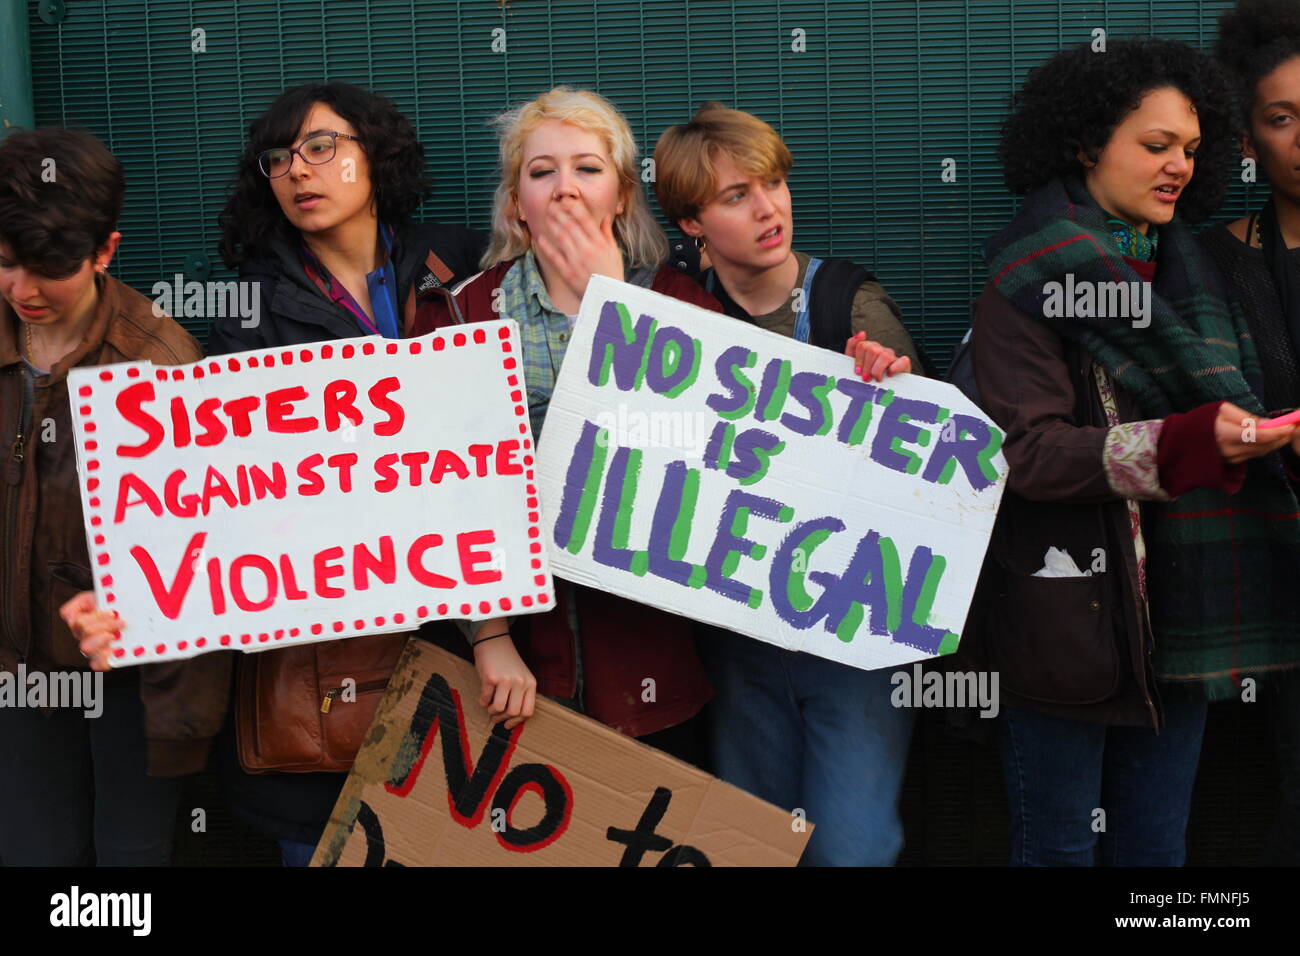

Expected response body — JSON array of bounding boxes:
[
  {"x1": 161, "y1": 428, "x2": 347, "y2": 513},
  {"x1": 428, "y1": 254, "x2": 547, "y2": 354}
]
[
  {"x1": 964, "y1": 36, "x2": 1300, "y2": 865},
  {"x1": 412, "y1": 86, "x2": 720, "y2": 765},
  {"x1": 207, "y1": 82, "x2": 494, "y2": 865},
  {"x1": 1205, "y1": 0, "x2": 1300, "y2": 864},
  {"x1": 214, "y1": 81, "x2": 483, "y2": 348}
]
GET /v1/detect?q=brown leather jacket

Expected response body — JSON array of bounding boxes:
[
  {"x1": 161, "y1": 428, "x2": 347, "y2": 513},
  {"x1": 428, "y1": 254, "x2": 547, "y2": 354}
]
[{"x1": 1, "y1": 274, "x2": 232, "y2": 776}]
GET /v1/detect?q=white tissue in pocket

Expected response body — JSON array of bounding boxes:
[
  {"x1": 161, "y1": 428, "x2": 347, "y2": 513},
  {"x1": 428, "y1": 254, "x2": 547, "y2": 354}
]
[{"x1": 1031, "y1": 546, "x2": 1092, "y2": 578}]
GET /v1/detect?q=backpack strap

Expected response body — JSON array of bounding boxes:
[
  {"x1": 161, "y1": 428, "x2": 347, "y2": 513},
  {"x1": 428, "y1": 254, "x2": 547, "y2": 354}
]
[
  {"x1": 792, "y1": 256, "x2": 824, "y2": 344},
  {"x1": 807, "y1": 257, "x2": 873, "y2": 352}
]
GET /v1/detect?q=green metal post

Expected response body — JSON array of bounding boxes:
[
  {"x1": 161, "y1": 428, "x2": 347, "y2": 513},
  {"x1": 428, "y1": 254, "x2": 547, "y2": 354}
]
[{"x1": 0, "y1": 0, "x2": 33, "y2": 136}]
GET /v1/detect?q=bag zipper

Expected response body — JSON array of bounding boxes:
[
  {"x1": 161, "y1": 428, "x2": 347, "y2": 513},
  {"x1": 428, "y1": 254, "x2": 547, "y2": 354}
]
[
  {"x1": 2, "y1": 367, "x2": 33, "y2": 657},
  {"x1": 320, "y1": 678, "x2": 390, "y2": 713}
]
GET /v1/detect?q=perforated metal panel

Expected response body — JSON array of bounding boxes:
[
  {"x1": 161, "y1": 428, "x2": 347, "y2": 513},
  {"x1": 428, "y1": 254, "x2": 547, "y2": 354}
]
[
  {"x1": 26, "y1": 0, "x2": 1244, "y2": 357},
  {"x1": 21, "y1": 4, "x2": 1280, "y2": 867}
]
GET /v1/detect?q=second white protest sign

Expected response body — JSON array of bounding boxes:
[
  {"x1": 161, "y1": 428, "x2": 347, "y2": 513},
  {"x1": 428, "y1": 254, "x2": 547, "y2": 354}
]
[{"x1": 538, "y1": 276, "x2": 1008, "y2": 672}]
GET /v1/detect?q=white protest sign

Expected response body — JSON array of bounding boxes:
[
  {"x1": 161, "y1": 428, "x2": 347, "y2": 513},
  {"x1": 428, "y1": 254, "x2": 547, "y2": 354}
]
[
  {"x1": 538, "y1": 276, "x2": 1007, "y2": 671},
  {"x1": 67, "y1": 322, "x2": 553, "y2": 666}
]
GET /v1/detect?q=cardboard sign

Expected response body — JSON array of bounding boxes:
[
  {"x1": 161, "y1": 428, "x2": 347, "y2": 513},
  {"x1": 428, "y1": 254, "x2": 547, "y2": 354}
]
[
  {"x1": 66, "y1": 323, "x2": 552, "y2": 666},
  {"x1": 537, "y1": 276, "x2": 1008, "y2": 672},
  {"x1": 312, "y1": 639, "x2": 811, "y2": 866}
]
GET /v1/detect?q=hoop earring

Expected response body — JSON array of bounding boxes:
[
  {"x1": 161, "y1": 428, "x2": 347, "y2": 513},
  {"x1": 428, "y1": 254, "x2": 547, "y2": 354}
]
[{"x1": 695, "y1": 236, "x2": 707, "y2": 252}]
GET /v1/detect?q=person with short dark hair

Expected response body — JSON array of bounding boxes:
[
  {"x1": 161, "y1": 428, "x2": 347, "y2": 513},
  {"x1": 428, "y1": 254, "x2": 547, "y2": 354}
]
[
  {"x1": 0, "y1": 127, "x2": 232, "y2": 865},
  {"x1": 965, "y1": 36, "x2": 1300, "y2": 866},
  {"x1": 1204, "y1": 0, "x2": 1300, "y2": 865}
]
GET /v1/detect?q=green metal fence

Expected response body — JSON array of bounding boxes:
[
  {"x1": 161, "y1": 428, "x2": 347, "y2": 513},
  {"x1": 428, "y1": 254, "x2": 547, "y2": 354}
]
[{"x1": 22, "y1": 0, "x2": 1243, "y2": 359}]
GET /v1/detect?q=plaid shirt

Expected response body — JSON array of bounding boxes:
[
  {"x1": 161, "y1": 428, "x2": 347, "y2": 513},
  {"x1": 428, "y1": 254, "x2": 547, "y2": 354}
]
[{"x1": 499, "y1": 249, "x2": 575, "y2": 439}]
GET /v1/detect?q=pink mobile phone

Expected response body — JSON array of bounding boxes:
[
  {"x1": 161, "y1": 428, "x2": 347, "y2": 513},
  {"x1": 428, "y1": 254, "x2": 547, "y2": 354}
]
[{"x1": 1258, "y1": 408, "x2": 1300, "y2": 429}]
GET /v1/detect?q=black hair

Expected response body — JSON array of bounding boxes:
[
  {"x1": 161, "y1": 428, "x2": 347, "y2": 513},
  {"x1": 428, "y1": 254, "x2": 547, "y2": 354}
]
[
  {"x1": 998, "y1": 37, "x2": 1236, "y2": 223},
  {"x1": 0, "y1": 127, "x2": 124, "y2": 276},
  {"x1": 218, "y1": 82, "x2": 428, "y2": 268},
  {"x1": 1217, "y1": 0, "x2": 1300, "y2": 127}
]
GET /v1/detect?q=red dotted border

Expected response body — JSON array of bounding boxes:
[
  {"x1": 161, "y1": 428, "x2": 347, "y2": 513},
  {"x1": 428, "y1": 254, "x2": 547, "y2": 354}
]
[{"x1": 79, "y1": 325, "x2": 553, "y2": 662}]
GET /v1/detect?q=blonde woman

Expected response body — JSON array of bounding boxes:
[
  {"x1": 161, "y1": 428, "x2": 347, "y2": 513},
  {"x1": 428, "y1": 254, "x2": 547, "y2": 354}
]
[{"x1": 414, "y1": 87, "x2": 720, "y2": 760}]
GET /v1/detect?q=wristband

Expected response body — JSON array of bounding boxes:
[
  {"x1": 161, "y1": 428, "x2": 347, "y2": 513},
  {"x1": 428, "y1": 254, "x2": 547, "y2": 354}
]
[{"x1": 471, "y1": 630, "x2": 510, "y2": 648}]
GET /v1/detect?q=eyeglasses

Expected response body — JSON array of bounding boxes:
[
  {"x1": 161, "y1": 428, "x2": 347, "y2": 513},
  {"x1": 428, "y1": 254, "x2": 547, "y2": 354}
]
[{"x1": 256, "y1": 131, "x2": 360, "y2": 179}]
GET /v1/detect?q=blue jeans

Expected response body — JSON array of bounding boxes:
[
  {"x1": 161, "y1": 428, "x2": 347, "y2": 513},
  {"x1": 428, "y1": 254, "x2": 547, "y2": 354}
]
[
  {"x1": 1265, "y1": 670, "x2": 1300, "y2": 865},
  {"x1": 278, "y1": 839, "x2": 318, "y2": 867},
  {"x1": 0, "y1": 669, "x2": 179, "y2": 866},
  {"x1": 698, "y1": 627, "x2": 915, "y2": 866},
  {"x1": 999, "y1": 690, "x2": 1207, "y2": 866}
]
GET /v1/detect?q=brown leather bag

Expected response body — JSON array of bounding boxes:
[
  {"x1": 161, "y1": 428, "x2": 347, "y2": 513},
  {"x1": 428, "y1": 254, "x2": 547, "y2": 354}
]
[{"x1": 235, "y1": 633, "x2": 409, "y2": 773}]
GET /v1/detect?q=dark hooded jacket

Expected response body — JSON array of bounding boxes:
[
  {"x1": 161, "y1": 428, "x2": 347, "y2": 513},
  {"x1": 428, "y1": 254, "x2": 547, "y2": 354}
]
[{"x1": 209, "y1": 219, "x2": 487, "y2": 845}]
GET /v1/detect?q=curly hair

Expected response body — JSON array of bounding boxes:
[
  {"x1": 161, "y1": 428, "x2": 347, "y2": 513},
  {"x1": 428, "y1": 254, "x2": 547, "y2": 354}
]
[
  {"x1": 0, "y1": 128, "x2": 123, "y2": 275},
  {"x1": 998, "y1": 37, "x2": 1236, "y2": 223},
  {"x1": 1217, "y1": 0, "x2": 1300, "y2": 125},
  {"x1": 218, "y1": 82, "x2": 428, "y2": 269}
]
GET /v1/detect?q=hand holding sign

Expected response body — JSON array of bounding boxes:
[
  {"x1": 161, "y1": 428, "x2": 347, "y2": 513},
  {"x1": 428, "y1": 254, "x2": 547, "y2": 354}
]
[
  {"x1": 60, "y1": 591, "x2": 119, "y2": 671},
  {"x1": 844, "y1": 330, "x2": 911, "y2": 382},
  {"x1": 472, "y1": 618, "x2": 538, "y2": 729},
  {"x1": 66, "y1": 324, "x2": 553, "y2": 666},
  {"x1": 538, "y1": 276, "x2": 1008, "y2": 672}
]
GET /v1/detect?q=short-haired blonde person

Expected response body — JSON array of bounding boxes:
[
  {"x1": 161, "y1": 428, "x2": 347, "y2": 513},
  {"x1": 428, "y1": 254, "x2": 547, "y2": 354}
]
[
  {"x1": 654, "y1": 103, "x2": 924, "y2": 865},
  {"x1": 414, "y1": 87, "x2": 722, "y2": 761}
]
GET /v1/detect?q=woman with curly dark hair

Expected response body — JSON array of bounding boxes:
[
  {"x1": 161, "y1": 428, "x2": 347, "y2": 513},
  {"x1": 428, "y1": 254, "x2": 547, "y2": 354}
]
[
  {"x1": 214, "y1": 81, "x2": 483, "y2": 347},
  {"x1": 204, "y1": 82, "x2": 499, "y2": 866},
  {"x1": 1204, "y1": 0, "x2": 1300, "y2": 865},
  {"x1": 963, "y1": 36, "x2": 1300, "y2": 865}
]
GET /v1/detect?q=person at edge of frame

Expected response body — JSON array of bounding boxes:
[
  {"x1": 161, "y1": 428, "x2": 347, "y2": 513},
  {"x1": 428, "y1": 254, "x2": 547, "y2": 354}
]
[
  {"x1": 1204, "y1": 0, "x2": 1300, "y2": 866},
  {"x1": 69, "y1": 82, "x2": 496, "y2": 869},
  {"x1": 0, "y1": 127, "x2": 232, "y2": 866},
  {"x1": 652, "y1": 103, "x2": 924, "y2": 867},
  {"x1": 412, "y1": 86, "x2": 722, "y2": 771},
  {"x1": 958, "y1": 35, "x2": 1300, "y2": 866}
]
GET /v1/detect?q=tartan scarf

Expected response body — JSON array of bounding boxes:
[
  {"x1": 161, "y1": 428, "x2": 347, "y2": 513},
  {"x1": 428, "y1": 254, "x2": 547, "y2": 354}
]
[{"x1": 985, "y1": 177, "x2": 1300, "y2": 699}]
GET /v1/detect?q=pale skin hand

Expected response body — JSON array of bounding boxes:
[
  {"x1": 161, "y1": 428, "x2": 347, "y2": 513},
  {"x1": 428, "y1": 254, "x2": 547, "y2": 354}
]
[
  {"x1": 471, "y1": 617, "x2": 537, "y2": 730},
  {"x1": 531, "y1": 197, "x2": 624, "y2": 306},
  {"x1": 844, "y1": 331, "x2": 911, "y2": 382},
  {"x1": 1217, "y1": 402, "x2": 1295, "y2": 464},
  {"x1": 60, "y1": 591, "x2": 118, "y2": 672},
  {"x1": 62, "y1": 593, "x2": 540, "y2": 731}
]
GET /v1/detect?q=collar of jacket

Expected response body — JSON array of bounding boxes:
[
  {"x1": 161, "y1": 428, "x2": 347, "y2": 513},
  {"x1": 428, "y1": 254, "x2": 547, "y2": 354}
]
[
  {"x1": 248, "y1": 221, "x2": 457, "y2": 339},
  {"x1": 0, "y1": 273, "x2": 127, "y2": 382}
]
